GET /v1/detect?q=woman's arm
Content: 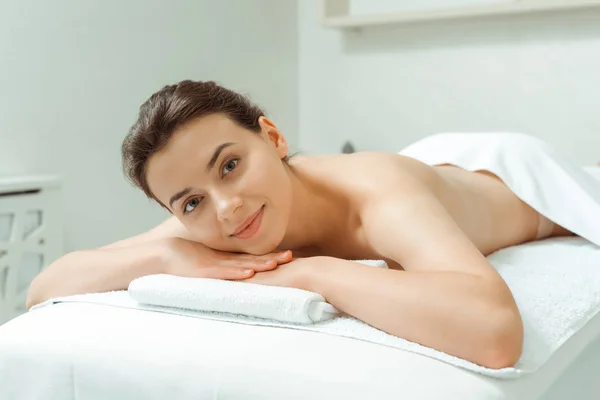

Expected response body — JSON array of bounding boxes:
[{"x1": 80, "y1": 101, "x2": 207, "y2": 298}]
[
  {"x1": 27, "y1": 217, "x2": 291, "y2": 308},
  {"x1": 245, "y1": 250, "x2": 521, "y2": 368},
  {"x1": 27, "y1": 216, "x2": 189, "y2": 308},
  {"x1": 307, "y1": 188, "x2": 523, "y2": 369},
  {"x1": 304, "y1": 257, "x2": 521, "y2": 369},
  {"x1": 26, "y1": 217, "x2": 182, "y2": 308},
  {"x1": 26, "y1": 241, "x2": 164, "y2": 309}
]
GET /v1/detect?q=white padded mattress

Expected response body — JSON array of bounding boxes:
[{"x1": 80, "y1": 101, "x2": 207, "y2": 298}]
[{"x1": 2, "y1": 296, "x2": 600, "y2": 400}]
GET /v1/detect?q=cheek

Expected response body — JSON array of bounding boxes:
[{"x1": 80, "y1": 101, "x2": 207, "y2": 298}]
[
  {"x1": 181, "y1": 216, "x2": 221, "y2": 244},
  {"x1": 239, "y1": 158, "x2": 281, "y2": 194}
]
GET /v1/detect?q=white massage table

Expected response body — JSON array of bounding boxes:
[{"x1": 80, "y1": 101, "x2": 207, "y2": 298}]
[
  {"x1": 2, "y1": 165, "x2": 600, "y2": 400},
  {"x1": 1, "y1": 297, "x2": 600, "y2": 400}
]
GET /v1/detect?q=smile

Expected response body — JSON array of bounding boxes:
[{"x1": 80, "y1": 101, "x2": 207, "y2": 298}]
[{"x1": 232, "y1": 206, "x2": 265, "y2": 239}]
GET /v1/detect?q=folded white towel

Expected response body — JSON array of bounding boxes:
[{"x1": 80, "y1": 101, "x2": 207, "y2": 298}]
[
  {"x1": 129, "y1": 276, "x2": 335, "y2": 324},
  {"x1": 128, "y1": 260, "x2": 388, "y2": 324}
]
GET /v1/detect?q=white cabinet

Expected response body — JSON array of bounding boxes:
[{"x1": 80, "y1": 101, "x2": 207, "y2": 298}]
[{"x1": 0, "y1": 176, "x2": 62, "y2": 324}]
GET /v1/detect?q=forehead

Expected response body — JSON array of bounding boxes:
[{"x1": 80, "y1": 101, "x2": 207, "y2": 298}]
[
  {"x1": 167, "y1": 114, "x2": 249, "y2": 150},
  {"x1": 145, "y1": 114, "x2": 254, "y2": 200}
]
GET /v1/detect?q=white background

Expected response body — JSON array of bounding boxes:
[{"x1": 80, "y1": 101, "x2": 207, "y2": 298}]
[
  {"x1": 299, "y1": 1, "x2": 600, "y2": 162},
  {"x1": 2, "y1": 0, "x2": 600, "y2": 257},
  {"x1": 0, "y1": 0, "x2": 298, "y2": 252}
]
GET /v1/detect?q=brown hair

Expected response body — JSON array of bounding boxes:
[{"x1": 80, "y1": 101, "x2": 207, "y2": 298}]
[{"x1": 122, "y1": 80, "x2": 286, "y2": 202}]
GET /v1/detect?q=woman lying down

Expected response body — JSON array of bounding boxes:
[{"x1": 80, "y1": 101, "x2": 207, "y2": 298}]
[{"x1": 27, "y1": 80, "x2": 585, "y2": 370}]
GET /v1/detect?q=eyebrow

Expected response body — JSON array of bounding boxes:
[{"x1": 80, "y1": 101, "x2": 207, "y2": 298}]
[
  {"x1": 206, "y1": 142, "x2": 236, "y2": 172},
  {"x1": 168, "y1": 142, "x2": 236, "y2": 209}
]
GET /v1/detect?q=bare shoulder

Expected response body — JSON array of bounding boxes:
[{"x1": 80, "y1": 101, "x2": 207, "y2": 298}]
[
  {"x1": 345, "y1": 151, "x2": 442, "y2": 220},
  {"x1": 306, "y1": 149, "x2": 448, "y2": 230},
  {"x1": 344, "y1": 153, "x2": 492, "y2": 274},
  {"x1": 321, "y1": 150, "x2": 442, "y2": 197}
]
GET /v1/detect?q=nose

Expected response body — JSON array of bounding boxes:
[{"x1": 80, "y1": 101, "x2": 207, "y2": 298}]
[{"x1": 214, "y1": 191, "x2": 243, "y2": 223}]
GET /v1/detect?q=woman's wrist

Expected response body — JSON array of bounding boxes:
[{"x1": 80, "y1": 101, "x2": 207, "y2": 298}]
[
  {"x1": 137, "y1": 239, "x2": 171, "y2": 276},
  {"x1": 297, "y1": 256, "x2": 334, "y2": 294}
]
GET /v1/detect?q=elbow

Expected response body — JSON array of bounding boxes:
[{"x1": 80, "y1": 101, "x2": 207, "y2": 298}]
[
  {"x1": 25, "y1": 280, "x2": 43, "y2": 310},
  {"x1": 25, "y1": 262, "x2": 57, "y2": 310},
  {"x1": 25, "y1": 295, "x2": 36, "y2": 311},
  {"x1": 478, "y1": 307, "x2": 524, "y2": 369},
  {"x1": 25, "y1": 251, "x2": 75, "y2": 310},
  {"x1": 25, "y1": 289, "x2": 44, "y2": 310},
  {"x1": 480, "y1": 336, "x2": 523, "y2": 370}
]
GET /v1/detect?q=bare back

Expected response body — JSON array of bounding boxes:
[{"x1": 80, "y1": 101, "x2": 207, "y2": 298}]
[{"x1": 287, "y1": 152, "x2": 572, "y2": 264}]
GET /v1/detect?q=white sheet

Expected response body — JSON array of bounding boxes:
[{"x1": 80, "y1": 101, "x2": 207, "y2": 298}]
[
  {"x1": 3, "y1": 292, "x2": 600, "y2": 400},
  {"x1": 5, "y1": 236, "x2": 600, "y2": 399},
  {"x1": 0, "y1": 302, "x2": 499, "y2": 400},
  {"x1": 27, "y1": 237, "x2": 600, "y2": 379}
]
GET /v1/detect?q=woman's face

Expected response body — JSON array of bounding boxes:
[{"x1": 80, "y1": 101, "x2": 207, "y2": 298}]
[{"x1": 145, "y1": 113, "x2": 292, "y2": 255}]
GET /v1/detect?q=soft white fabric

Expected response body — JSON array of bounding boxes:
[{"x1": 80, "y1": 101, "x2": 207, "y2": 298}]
[
  {"x1": 130, "y1": 275, "x2": 337, "y2": 324},
  {"x1": 6, "y1": 282, "x2": 600, "y2": 400},
  {"x1": 0, "y1": 302, "x2": 509, "y2": 400},
  {"x1": 400, "y1": 132, "x2": 600, "y2": 245},
  {"x1": 128, "y1": 260, "x2": 387, "y2": 324},
  {"x1": 584, "y1": 165, "x2": 600, "y2": 180},
  {"x1": 32, "y1": 238, "x2": 600, "y2": 379}
]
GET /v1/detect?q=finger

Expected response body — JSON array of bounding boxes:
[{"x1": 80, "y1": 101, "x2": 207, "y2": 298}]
[
  {"x1": 250, "y1": 251, "x2": 291, "y2": 268},
  {"x1": 274, "y1": 250, "x2": 293, "y2": 264},
  {"x1": 231, "y1": 250, "x2": 292, "y2": 263},
  {"x1": 218, "y1": 258, "x2": 279, "y2": 272},
  {"x1": 245, "y1": 250, "x2": 292, "y2": 264},
  {"x1": 202, "y1": 266, "x2": 255, "y2": 280}
]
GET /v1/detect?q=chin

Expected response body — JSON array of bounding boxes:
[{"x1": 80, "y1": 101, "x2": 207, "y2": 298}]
[
  {"x1": 249, "y1": 230, "x2": 286, "y2": 255},
  {"x1": 245, "y1": 240, "x2": 280, "y2": 256},
  {"x1": 232, "y1": 206, "x2": 287, "y2": 255}
]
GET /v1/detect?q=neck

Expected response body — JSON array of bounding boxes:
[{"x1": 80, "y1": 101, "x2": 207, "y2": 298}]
[{"x1": 276, "y1": 158, "x2": 350, "y2": 255}]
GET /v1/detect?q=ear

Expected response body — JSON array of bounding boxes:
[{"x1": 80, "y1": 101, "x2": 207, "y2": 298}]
[{"x1": 258, "y1": 116, "x2": 288, "y2": 159}]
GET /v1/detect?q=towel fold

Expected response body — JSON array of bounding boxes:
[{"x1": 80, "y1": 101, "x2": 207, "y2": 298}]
[
  {"x1": 128, "y1": 260, "x2": 388, "y2": 324},
  {"x1": 129, "y1": 275, "x2": 336, "y2": 324}
]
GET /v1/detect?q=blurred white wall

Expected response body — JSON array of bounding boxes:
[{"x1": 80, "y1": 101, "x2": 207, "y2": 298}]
[
  {"x1": 5, "y1": 0, "x2": 599, "y2": 254},
  {"x1": 0, "y1": 0, "x2": 298, "y2": 252},
  {"x1": 298, "y1": 1, "x2": 600, "y2": 164}
]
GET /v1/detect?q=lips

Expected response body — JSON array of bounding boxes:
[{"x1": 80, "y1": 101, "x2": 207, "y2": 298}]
[{"x1": 231, "y1": 206, "x2": 264, "y2": 238}]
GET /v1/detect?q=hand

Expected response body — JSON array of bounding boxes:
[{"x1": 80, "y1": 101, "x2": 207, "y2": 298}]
[
  {"x1": 158, "y1": 237, "x2": 293, "y2": 280},
  {"x1": 239, "y1": 256, "x2": 324, "y2": 292}
]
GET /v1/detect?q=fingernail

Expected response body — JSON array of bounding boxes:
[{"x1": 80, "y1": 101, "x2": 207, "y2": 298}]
[
  {"x1": 265, "y1": 260, "x2": 274, "y2": 265},
  {"x1": 244, "y1": 269, "x2": 253, "y2": 274},
  {"x1": 278, "y1": 251, "x2": 289, "y2": 259}
]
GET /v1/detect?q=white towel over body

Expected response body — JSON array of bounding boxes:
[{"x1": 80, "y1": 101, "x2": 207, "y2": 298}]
[{"x1": 399, "y1": 132, "x2": 600, "y2": 246}]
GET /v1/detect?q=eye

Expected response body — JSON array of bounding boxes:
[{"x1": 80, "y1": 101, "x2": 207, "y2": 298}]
[
  {"x1": 222, "y1": 158, "x2": 239, "y2": 176},
  {"x1": 183, "y1": 197, "x2": 202, "y2": 215}
]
